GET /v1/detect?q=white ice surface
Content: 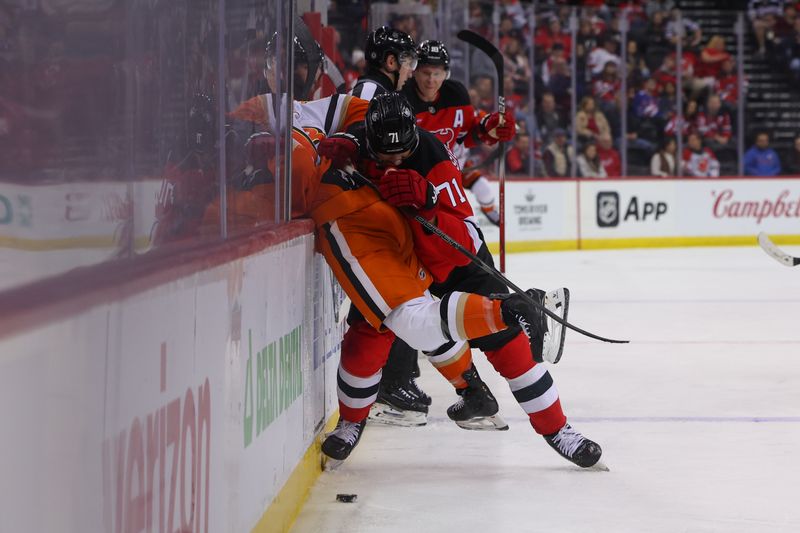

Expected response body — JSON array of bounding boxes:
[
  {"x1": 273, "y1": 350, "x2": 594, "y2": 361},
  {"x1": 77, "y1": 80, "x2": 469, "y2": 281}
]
[{"x1": 292, "y1": 246, "x2": 800, "y2": 533}]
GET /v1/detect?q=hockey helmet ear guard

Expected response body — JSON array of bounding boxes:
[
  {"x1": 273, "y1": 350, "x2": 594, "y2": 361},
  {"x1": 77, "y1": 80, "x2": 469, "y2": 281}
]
[{"x1": 364, "y1": 93, "x2": 419, "y2": 157}]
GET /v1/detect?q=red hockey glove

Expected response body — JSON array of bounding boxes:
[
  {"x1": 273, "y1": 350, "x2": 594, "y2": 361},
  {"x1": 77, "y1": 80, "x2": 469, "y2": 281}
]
[
  {"x1": 378, "y1": 168, "x2": 438, "y2": 219},
  {"x1": 479, "y1": 110, "x2": 516, "y2": 144},
  {"x1": 318, "y1": 132, "x2": 360, "y2": 167}
]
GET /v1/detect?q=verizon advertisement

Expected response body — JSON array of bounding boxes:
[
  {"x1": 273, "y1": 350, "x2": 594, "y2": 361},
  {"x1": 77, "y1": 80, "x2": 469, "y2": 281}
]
[{"x1": 0, "y1": 228, "x2": 342, "y2": 532}]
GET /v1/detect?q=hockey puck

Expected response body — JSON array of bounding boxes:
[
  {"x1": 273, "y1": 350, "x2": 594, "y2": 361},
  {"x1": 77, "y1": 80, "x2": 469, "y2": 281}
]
[{"x1": 335, "y1": 493, "x2": 357, "y2": 503}]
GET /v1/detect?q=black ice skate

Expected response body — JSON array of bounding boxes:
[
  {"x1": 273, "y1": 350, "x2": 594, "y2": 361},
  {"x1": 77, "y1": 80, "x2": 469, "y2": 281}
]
[
  {"x1": 543, "y1": 423, "x2": 606, "y2": 470},
  {"x1": 447, "y1": 366, "x2": 509, "y2": 431},
  {"x1": 407, "y1": 377, "x2": 432, "y2": 406},
  {"x1": 321, "y1": 418, "x2": 366, "y2": 470},
  {"x1": 497, "y1": 287, "x2": 569, "y2": 364},
  {"x1": 368, "y1": 379, "x2": 429, "y2": 427}
]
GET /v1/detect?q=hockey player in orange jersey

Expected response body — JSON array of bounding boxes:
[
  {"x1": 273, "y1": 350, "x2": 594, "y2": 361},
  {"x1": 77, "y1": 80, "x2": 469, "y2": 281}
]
[
  {"x1": 219, "y1": 91, "x2": 567, "y2": 465},
  {"x1": 318, "y1": 92, "x2": 603, "y2": 469}
]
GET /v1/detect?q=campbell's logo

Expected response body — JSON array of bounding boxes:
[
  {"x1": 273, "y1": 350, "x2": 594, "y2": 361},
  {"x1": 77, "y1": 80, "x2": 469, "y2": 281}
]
[
  {"x1": 103, "y1": 343, "x2": 211, "y2": 533},
  {"x1": 712, "y1": 189, "x2": 800, "y2": 224}
]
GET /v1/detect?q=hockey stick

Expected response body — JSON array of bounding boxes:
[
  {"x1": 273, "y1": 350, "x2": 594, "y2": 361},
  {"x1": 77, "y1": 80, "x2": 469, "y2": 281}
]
[
  {"x1": 344, "y1": 171, "x2": 628, "y2": 344},
  {"x1": 412, "y1": 214, "x2": 629, "y2": 344},
  {"x1": 457, "y1": 29, "x2": 507, "y2": 273},
  {"x1": 757, "y1": 232, "x2": 800, "y2": 267}
]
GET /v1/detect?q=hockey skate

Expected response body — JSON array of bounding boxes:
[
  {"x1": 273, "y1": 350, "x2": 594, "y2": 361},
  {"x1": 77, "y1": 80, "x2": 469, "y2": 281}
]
[
  {"x1": 543, "y1": 423, "x2": 606, "y2": 470},
  {"x1": 407, "y1": 376, "x2": 432, "y2": 406},
  {"x1": 447, "y1": 366, "x2": 509, "y2": 431},
  {"x1": 497, "y1": 287, "x2": 569, "y2": 364},
  {"x1": 368, "y1": 378, "x2": 429, "y2": 427},
  {"x1": 321, "y1": 418, "x2": 367, "y2": 470}
]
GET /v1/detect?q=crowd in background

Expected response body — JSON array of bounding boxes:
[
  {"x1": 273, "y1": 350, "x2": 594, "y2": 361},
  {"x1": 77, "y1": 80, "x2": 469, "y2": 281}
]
[{"x1": 326, "y1": 0, "x2": 800, "y2": 178}]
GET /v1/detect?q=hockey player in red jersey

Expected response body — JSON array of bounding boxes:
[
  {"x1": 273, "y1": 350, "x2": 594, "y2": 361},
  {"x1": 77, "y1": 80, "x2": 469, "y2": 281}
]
[
  {"x1": 340, "y1": 25, "x2": 434, "y2": 427},
  {"x1": 401, "y1": 39, "x2": 515, "y2": 227},
  {"x1": 319, "y1": 93, "x2": 603, "y2": 469}
]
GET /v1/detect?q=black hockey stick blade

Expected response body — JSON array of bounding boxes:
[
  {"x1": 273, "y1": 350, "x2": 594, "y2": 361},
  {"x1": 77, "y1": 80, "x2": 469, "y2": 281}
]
[
  {"x1": 413, "y1": 214, "x2": 629, "y2": 345},
  {"x1": 757, "y1": 232, "x2": 800, "y2": 266},
  {"x1": 456, "y1": 30, "x2": 504, "y2": 110},
  {"x1": 456, "y1": 30, "x2": 504, "y2": 86}
]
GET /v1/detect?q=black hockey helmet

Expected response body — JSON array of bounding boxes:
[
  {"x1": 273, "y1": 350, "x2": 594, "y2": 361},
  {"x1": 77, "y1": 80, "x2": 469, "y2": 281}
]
[
  {"x1": 188, "y1": 92, "x2": 215, "y2": 153},
  {"x1": 365, "y1": 26, "x2": 417, "y2": 70},
  {"x1": 416, "y1": 40, "x2": 450, "y2": 70},
  {"x1": 264, "y1": 30, "x2": 325, "y2": 99},
  {"x1": 365, "y1": 92, "x2": 419, "y2": 156}
]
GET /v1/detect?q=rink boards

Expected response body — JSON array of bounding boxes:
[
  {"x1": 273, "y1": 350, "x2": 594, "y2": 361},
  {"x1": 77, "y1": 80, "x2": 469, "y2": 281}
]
[
  {"x1": 473, "y1": 177, "x2": 800, "y2": 252},
  {"x1": 0, "y1": 221, "x2": 343, "y2": 533}
]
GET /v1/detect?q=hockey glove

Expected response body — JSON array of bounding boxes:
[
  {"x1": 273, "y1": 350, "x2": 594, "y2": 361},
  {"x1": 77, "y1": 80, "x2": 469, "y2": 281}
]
[
  {"x1": 479, "y1": 110, "x2": 516, "y2": 144},
  {"x1": 378, "y1": 168, "x2": 438, "y2": 220},
  {"x1": 242, "y1": 132, "x2": 276, "y2": 188},
  {"x1": 318, "y1": 132, "x2": 360, "y2": 167},
  {"x1": 245, "y1": 132, "x2": 275, "y2": 171}
]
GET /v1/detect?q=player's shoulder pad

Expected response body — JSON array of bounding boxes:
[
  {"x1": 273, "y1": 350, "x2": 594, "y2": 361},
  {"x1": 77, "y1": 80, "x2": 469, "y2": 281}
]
[{"x1": 440, "y1": 80, "x2": 471, "y2": 107}]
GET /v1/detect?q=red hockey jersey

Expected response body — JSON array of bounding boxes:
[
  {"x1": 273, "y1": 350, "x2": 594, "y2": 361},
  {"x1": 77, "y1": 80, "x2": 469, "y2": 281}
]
[{"x1": 401, "y1": 78, "x2": 487, "y2": 152}]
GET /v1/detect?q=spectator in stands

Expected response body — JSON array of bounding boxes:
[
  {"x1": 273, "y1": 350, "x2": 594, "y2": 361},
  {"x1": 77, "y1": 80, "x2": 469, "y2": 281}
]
[
  {"x1": 390, "y1": 14, "x2": 421, "y2": 43},
  {"x1": 650, "y1": 137, "x2": 678, "y2": 177},
  {"x1": 683, "y1": 132, "x2": 720, "y2": 177},
  {"x1": 633, "y1": 78, "x2": 663, "y2": 122},
  {"x1": 536, "y1": 91, "x2": 566, "y2": 143},
  {"x1": 620, "y1": 0, "x2": 650, "y2": 41},
  {"x1": 714, "y1": 57, "x2": 740, "y2": 112},
  {"x1": 665, "y1": 99, "x2": 699, "y2": 139},
  {"x1": 696, "y1": 35, "x2": 731, "y2": 83},
  {"x1": 697, "y1": 94, "x2": 733, "y2": 158},
  {"x1": 546, "y1": 50, "x2": 572, "y2": 109},
  {"x1": 783, "y1": 134, "x2": 800, "y2": 175},
  {"x1": 644, "y1": 10, "x2": 671, "y2": 71},
  {"x1": 775, "y1": 4, "x2": 798, "y2": 40},
  {"x1": 576, "y1": 95, "x2": 611, "y2": 145},
  {"x1": 666, "y1": 7, "x2": 702, "y2": 50},
  {"x1": 543, "y1": 128, "x2": 574, "y2": 178},
  {"x1": 593, "y1": 61, "x2": 622, "y2": 137},
  {"x1": 504, "y1": 31, "x2": 532, "y2": 95},
  {"x1": 588, "y1": 34, "x2": 621, "y2": 78},
  {"x1": 658, "y1": 80, "x2": 678, "y2": 117},
  {"x1": 535, "y1": 15, "x2": 572, "y2": 56},
  {"x1": 576, "y1": 18, "x2": 600, "y2": 74},
  {"x1": 625, "y1": 39, "x2": 650, "y2": 89},
  {"x1": 749, "y1": 0, "x2": 784, "y2": 56},
  {"x1": 577, "y1": 142, "x2": 608, "y2": 178},
  {"x1": 745, "y1": 131, "x2": 782, "y2": 176},
  {"x1": 541, "y1": 42, "x2": 566, "y2": 86},
  {"x1": 506, "y1": 131, "x2": 532, "y2": 175},
  {"x1": 471, "y1": 74, "x2": 495, "y2": 112},
  {"x1": 597, "y1": 134, "x2": 622, "y2": 177}
]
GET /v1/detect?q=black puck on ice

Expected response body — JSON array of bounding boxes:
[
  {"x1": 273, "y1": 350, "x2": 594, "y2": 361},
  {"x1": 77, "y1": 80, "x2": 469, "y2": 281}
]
[{"x1": 336, "y1": 493, "x2": 357, "y2": 503}]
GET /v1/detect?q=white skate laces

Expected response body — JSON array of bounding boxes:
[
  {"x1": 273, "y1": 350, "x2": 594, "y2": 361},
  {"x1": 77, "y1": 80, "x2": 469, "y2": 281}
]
[
  {"x1": 332, "y1": 420, "x2": 362, "y2": 446},
  {"x1": 550, "y1": 424, "x2": 585, "y2": 458}
]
